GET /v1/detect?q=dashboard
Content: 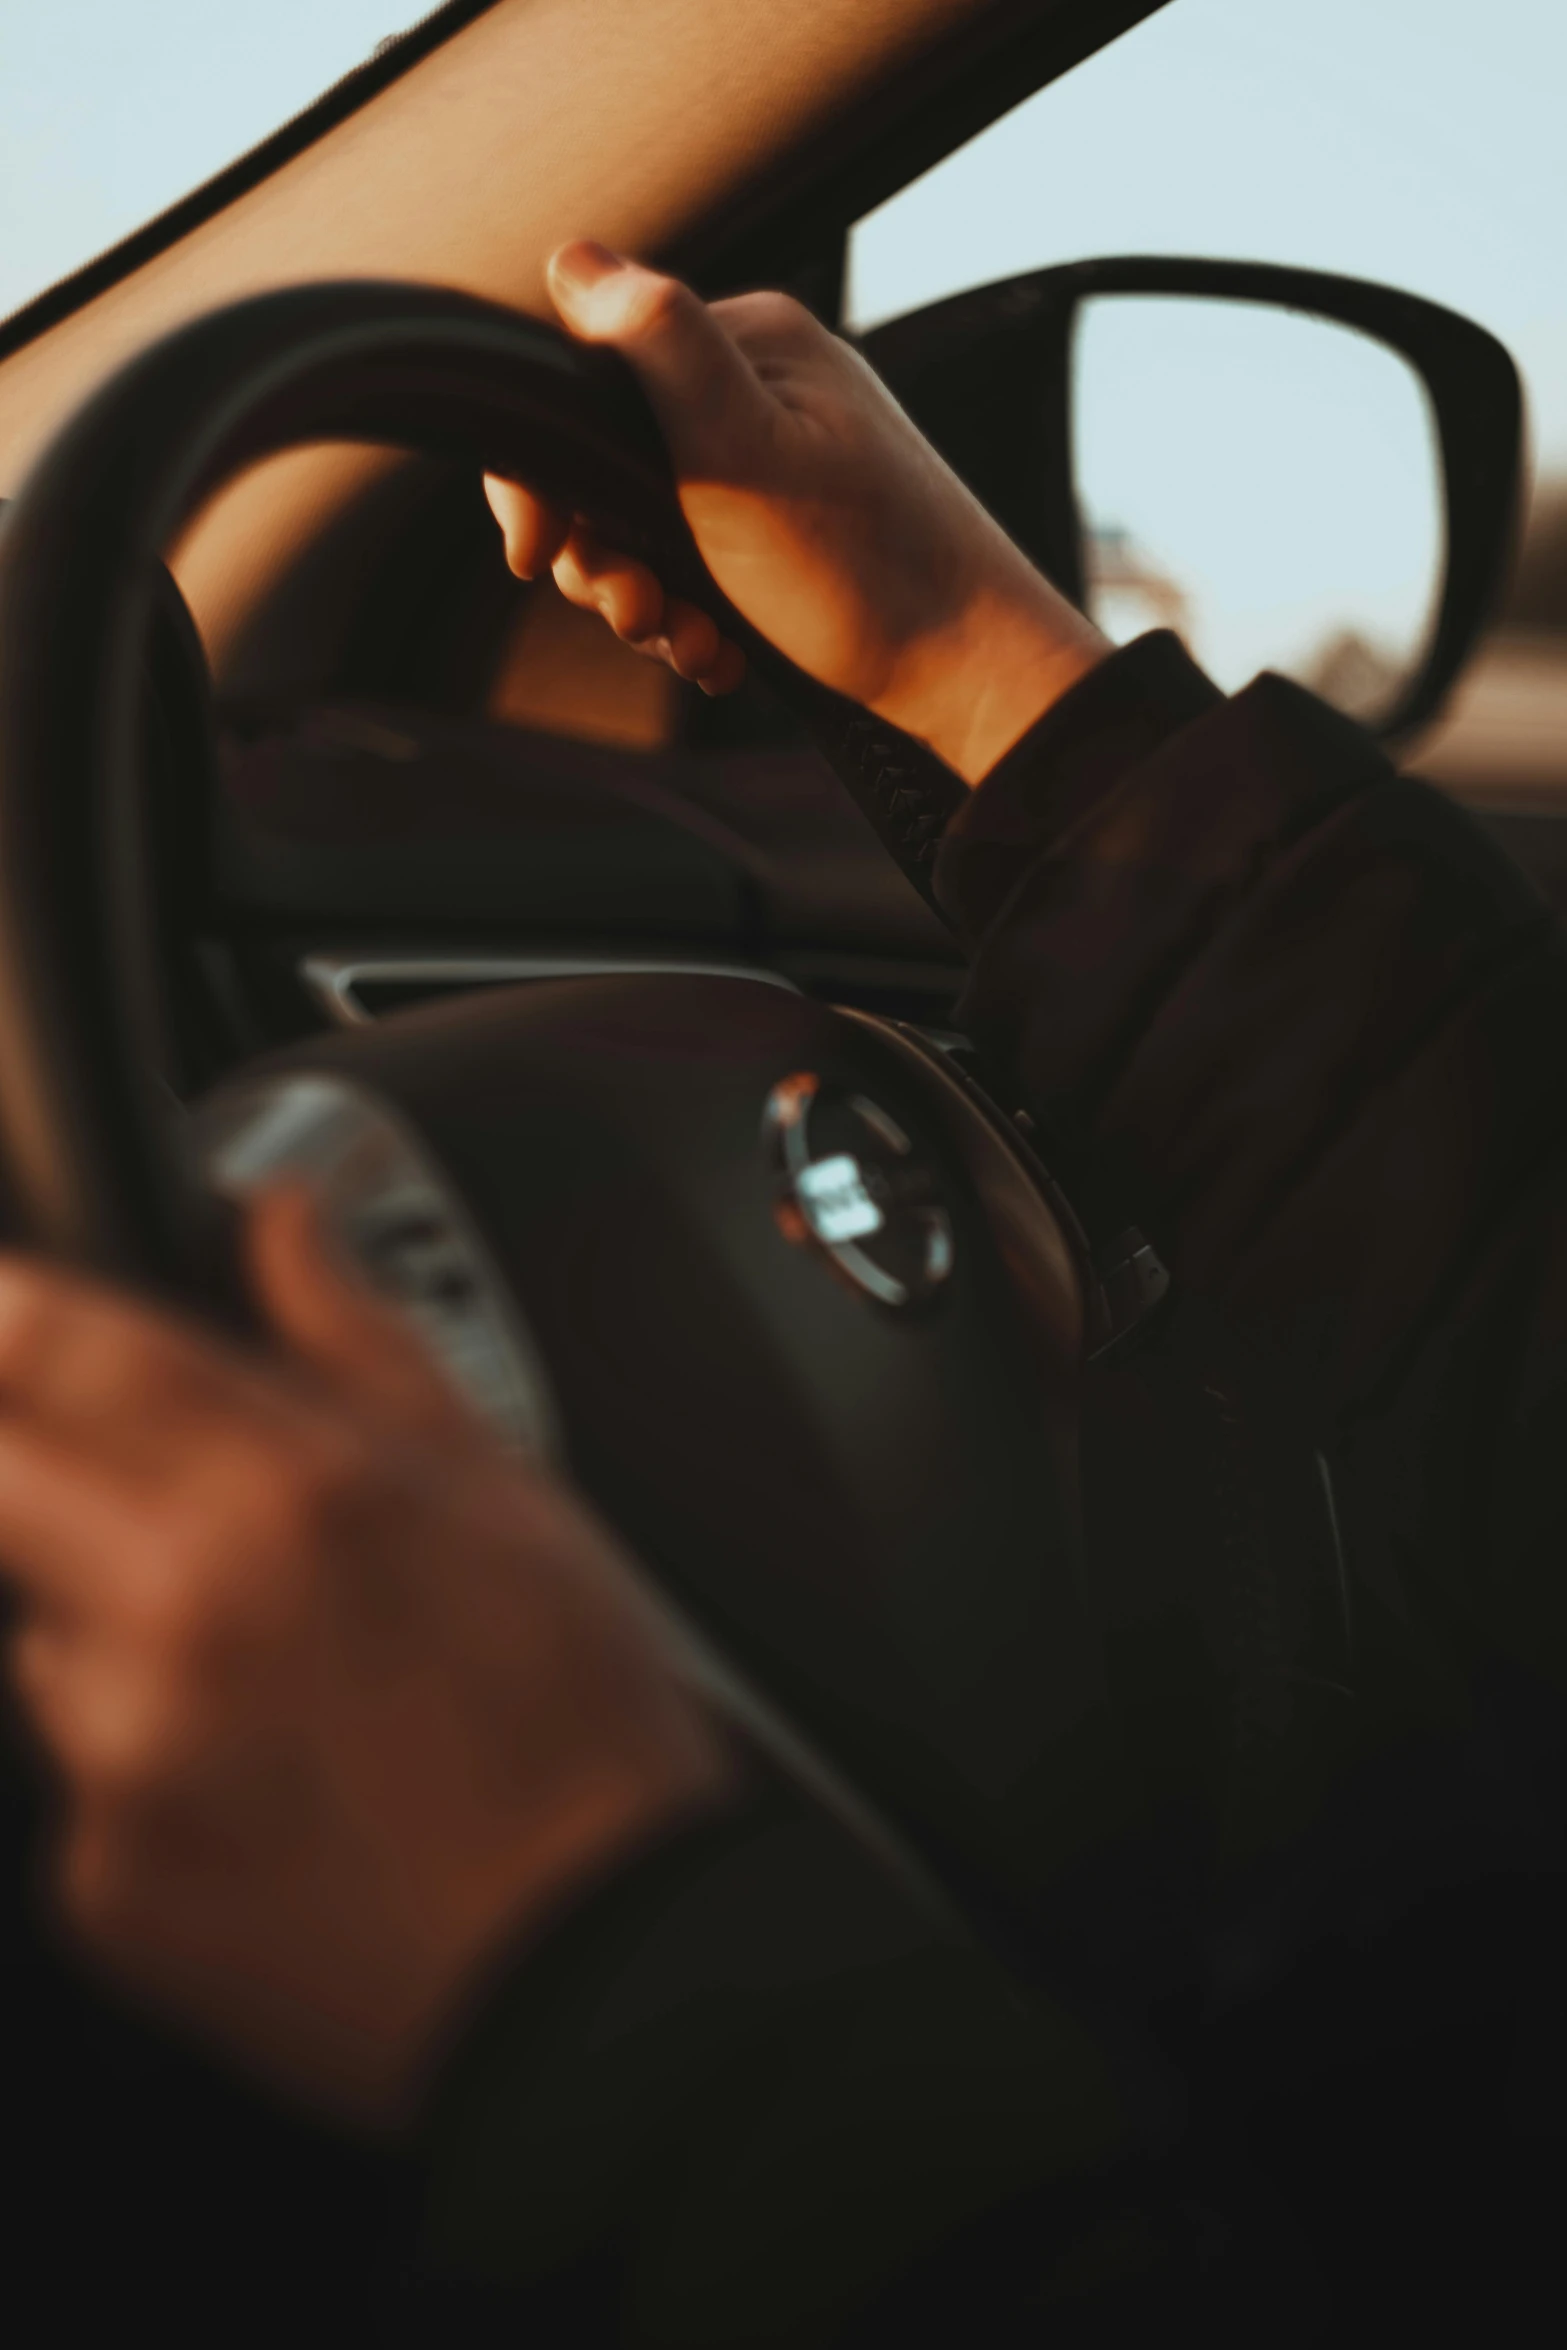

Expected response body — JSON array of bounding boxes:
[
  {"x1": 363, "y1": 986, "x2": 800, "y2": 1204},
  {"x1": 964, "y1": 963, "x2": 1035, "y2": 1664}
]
[{"x1": 192, "y1": 689, "x2": 971, "y2": 1087}]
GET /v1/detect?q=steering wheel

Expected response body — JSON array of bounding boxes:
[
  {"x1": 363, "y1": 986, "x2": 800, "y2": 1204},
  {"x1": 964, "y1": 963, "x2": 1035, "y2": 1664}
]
[{"x1": 0, "y1": 281, "x2": 1145, "y2": 1966}]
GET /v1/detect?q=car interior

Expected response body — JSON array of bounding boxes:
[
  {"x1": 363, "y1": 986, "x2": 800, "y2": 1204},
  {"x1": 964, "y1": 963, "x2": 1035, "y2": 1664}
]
[
  {"x1": 0, "y1": 0, "x2": 1555, "y2": 1054},
  {"x1": 0, "y1": 0, "x2": 1562, "y2": 2319}
]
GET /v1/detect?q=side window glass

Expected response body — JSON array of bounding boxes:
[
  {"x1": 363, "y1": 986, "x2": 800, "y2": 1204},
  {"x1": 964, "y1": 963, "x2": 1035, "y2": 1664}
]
[
  {"x1": 848, "y1": 0, "x2": 1567, "y2": 803},
  {"x1": 1073, "y1": 293, "x2": 1445, "y2": 714}
]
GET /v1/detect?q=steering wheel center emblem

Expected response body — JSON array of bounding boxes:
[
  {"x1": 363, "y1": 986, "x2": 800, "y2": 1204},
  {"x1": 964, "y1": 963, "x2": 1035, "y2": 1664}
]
[{"x1": 763, "y1": 1071, "x2": 954, "y2": 1308}]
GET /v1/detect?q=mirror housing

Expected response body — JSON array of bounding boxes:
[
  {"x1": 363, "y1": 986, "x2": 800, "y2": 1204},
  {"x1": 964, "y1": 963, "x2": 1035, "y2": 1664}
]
[{"x1": 859, "y1": 257, "x2": 1523, "y2": 744}]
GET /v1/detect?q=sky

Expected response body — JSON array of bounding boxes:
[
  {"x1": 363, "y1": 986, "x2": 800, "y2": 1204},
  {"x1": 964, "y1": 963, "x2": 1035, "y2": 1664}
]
[
  {"x1": 0, "y1": 0, "x2": 400, "y2": 320},
  {"x1": 850, "y1": 0, "x2": 1567, "y2": 465},
  {"x1": 1069, "y1": 294, "x2": 1445, "y2": 693},
  {"x1": 3, "y1": 0, "x2": 1564, "y2": 688}
]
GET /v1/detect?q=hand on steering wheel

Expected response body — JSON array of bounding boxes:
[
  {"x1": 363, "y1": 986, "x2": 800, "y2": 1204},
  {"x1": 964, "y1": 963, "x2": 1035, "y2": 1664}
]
[
  {"x1": 0, "y1": 1192, "x2": 734, "y2": 2120},
  {"x1": 484, "y1": 242, "x2": 1106, "y2": 784}
]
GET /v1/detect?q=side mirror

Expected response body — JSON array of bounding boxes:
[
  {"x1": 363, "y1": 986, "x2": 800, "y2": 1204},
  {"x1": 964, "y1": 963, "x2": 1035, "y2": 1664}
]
[{"x1": 859, "y1": 258, "x2": 1523, "y2": 743}]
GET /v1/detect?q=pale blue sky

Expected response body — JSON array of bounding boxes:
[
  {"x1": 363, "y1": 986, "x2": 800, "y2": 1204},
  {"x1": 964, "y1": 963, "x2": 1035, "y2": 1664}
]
[
  {"x1": 1071, "y1": 294, "x2": 1445, "y2": 691},
  {"x1": 0, "y1": 0, "x2": 399, "y2": 318}
]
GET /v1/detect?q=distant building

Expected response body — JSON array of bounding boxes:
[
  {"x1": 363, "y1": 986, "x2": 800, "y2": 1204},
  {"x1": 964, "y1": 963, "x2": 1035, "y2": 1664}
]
[
  {"x1": 1083, "y1": 523, "x2": 1193, "y2": 645},
  {"x1": 1299, "y1": 628, "x2": 1406, "y2": 724}
]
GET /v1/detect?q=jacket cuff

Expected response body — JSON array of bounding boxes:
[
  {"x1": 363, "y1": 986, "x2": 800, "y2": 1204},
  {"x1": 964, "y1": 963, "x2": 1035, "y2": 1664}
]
[{"x1": 934, "y1": 632, "x2": 1222, "y2": 943}]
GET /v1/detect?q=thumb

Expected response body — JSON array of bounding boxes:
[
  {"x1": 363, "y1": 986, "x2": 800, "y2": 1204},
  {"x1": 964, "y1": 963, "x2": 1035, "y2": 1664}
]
[
  {"x1": 545, "y1": 241, "x2": 770, "y2": 474},
  {"x1": 245, "y1": 1185, "x2": 478, "y2": 1437}
]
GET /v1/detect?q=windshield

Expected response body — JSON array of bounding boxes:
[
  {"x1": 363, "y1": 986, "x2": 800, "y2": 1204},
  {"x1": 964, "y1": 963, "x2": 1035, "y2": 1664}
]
[{"x1": 0, "y1": 0, "x2": 409, "y2": 324}]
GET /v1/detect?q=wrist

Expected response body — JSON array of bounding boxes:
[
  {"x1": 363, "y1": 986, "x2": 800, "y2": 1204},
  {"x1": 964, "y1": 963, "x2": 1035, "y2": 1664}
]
[
  {"x1": 394, "y1": 1716, "x2": 745, "y2": 2107},
  {"x1": 314, "y1": 1709, "x2": 744, "y2": 2132},
  {"x1": 878, "y1": 575, "x2": 1109, "y2": 786}
]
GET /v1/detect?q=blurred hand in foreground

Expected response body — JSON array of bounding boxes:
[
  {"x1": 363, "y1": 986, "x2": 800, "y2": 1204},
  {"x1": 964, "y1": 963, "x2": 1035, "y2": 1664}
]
[
  {"x1": 0, "y1": 1189, "x2": 733, "y2": 2122},
  {"x1": 485, "y1": 241, "x2": 1106, "y2": 785}
]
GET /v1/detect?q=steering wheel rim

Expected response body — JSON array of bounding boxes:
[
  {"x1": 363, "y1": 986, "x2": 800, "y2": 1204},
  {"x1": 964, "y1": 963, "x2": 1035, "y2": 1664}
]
[
  {"x1": 0, "y1": 283, "x2": 728, "y2": 1279},
  {"x1": 0, "y1": 280, "x2": 970, "y2": 1284},
  {"x1": 0, "y1": 282, "x2": 1136, "y2": 1949}
]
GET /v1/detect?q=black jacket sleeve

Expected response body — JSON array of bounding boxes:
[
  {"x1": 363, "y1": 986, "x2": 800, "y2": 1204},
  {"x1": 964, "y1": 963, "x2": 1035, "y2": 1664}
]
[{"x1": 938, "y1": 630, "x2": 1567, "y2": 1859}]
